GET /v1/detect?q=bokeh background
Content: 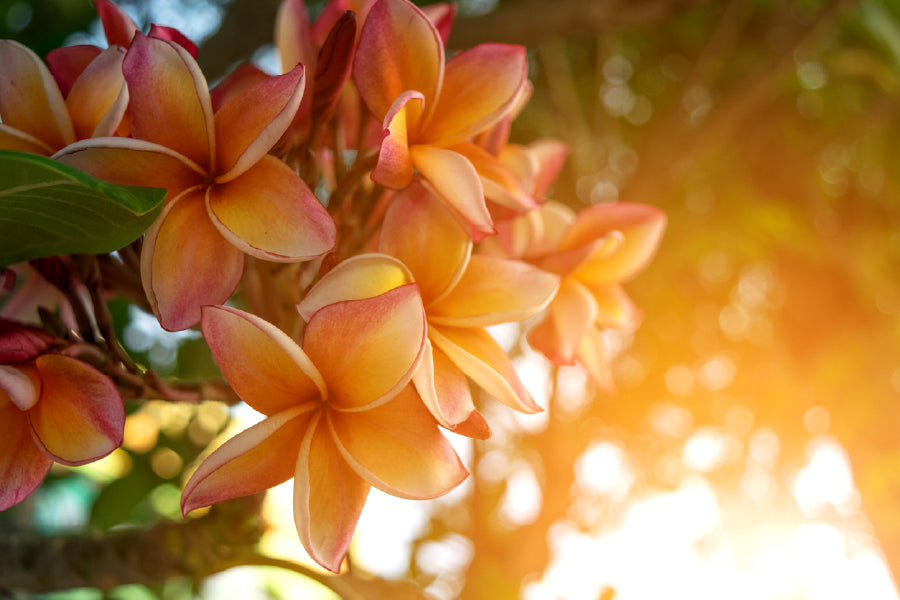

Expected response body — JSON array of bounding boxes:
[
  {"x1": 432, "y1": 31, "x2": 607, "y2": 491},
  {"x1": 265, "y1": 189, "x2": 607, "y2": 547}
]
[{"x1": 4, "y1": 0, "x2": 900, "y2": 598}]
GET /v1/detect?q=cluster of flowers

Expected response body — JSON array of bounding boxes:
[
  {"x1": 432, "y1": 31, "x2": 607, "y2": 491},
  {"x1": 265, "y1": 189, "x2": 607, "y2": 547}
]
[{"x1": 0, "y1": 0, "x2": 665, "y2": 572}]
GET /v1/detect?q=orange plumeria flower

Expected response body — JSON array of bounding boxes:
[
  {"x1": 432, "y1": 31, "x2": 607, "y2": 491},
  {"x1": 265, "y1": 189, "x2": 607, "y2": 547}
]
[
  {"x1": 0, "y1": 40, "x2": 128, "y2": 154},
  {"x1": 299, "y1": 184, "x2": 559, "y2": 435},
  {"x1": 182, "y1": 286, "x2": 466, "y2": 572},
  {"x1": 0, "y1": 321, "x2": 124, "y2": 511},
  {"x1": 353, "y1": 0, "x2": 528, "y2": 239},
  {"x1": 56, "y1": 34, "x2": 336, "y2": 331},
  {"x1": 484, "y1": 201, "x2": 666, "y2": 386}
]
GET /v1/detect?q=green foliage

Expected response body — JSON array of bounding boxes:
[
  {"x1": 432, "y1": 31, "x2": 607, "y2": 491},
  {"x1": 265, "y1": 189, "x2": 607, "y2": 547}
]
[{"x1": 0, "y1": 151, "x2": 165, "y2": 267}]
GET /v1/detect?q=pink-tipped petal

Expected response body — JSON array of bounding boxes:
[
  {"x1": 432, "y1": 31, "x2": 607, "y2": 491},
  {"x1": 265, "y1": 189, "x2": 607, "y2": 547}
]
[
  {"x1": 28, "y1": 355, "x2": 123, "y2": 466},
  {"x1": 0, "y1": 40, "x2": 74, "y2": 150},
  {"x1": 428, "y1": 255, "x2": 559, "y2": 327},
  {"x1": 96, "y1": 0, "x2": 139, "y2": 47},
  {"x1": 304, "y1": 285, "x2": 426, "y2": 411},
  {"x1": 294, "y1": 413, "x2": 371, "y2": 573},
  {"x1": 46, "y1": 45, "x2": 103, "y2": 98},
  {"x1": 141, "y1": 189, "x2": 244, "y2": 331},
  {"x1": 201, "y1": 305, "x2": 327, "y2": 415},
  {"x1": 412, "y1": 339, "x2": 477, "y2": 429},
  {"x1": 527, "y1": 278, "x2": 597, "y2": 365},
  {"x1": 214, "y1": 65, "x2": 306, "y2": 181},
  {"x1": 430, "y1": 324, "x2": 541, "y2": 414},
  {"x1": 297, "y1": 254, "x2": 413, "y2": 322},
  {"x1": 123, "y1": 34, "x2": 214, "y2": 170},
  {"x1": 209, "y1": 62, "x2": 270, "y2": 112},
  {"x1": 564, "y1": 203, "x2": 667, "y2": 284},
  {"x1": 65, "y1": 46, "x2": 127, "y2": 140},
  {"x1": 181, "y1": 405, "x2": 314, "y2": 514},
  {"x1": 422, "y1": 3, "x2": 456, "y2": 45},
  {"x1": 370, "y1": 91, "x2": 423, "y2": 190},
  {"x1": 207, "y1": 156, "x2": 336, "y2": 261},
  {"x1": 148, "y1": 24, "x2": 199, "y2": 58},
  {"x1": 54, "y1": 138, "x2": 205, "y2": 189},
  {"x1": 410, "y1": 145, "x2": 494, "y2": 241},
  {"x1": 420, "y1": 44, "x2": 527, "y2": 146},
  {"x1": 0, "y1": 398, "x2": 52, "y2": 511},
  {"x1": 379, "y1": 183, "x2": 471, "y2": 304},
  {"x1": 329, "y1": 385, "x2": 468, "y2": 499},
  {"x1": 354, "y1": 0, "x2": 443, "y2": 121}
]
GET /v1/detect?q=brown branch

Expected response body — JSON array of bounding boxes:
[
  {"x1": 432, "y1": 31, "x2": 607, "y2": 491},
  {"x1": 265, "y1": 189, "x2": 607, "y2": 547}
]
[{"x1": 0, "y1": 495, "x2": 265, "y2": 595}]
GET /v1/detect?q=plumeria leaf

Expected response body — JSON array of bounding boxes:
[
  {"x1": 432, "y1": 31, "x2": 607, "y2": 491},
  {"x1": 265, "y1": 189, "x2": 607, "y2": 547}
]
[{"x1": 0, "y1": 150, "x2": 165, "y2": 267}]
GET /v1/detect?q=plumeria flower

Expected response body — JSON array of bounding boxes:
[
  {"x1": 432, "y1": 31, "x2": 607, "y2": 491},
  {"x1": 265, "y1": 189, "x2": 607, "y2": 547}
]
[
  {"x1": 0, "y1": 320, "x2": 124, "y2": 511},
  {"x1": 353, "y1": 0, "x2": 528, "y2": 239},
  {"x1": 298, "y1": 184, "x2": 559, "y2": 436},
  {"x1": 483, "y1": 201, "x2": 666, "y2": 386},
  {"x1": 182, "y1": 286, "x2": 467, "y2": 572},
  {"x1": 56, "y1": 34, "x2": 336, "y2": 331},
  {"x1": 0, "y1": 40, "x2": 128, "y2": 154}
]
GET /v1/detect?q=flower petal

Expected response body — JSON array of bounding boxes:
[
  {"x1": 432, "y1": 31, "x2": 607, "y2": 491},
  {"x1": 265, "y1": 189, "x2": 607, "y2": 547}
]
[
  {"x1": 201, "y1": 305, "x2": 326, "y2": 415},
  {"x1": 123, "y1": 33, "x2": 214, "y2": 170},
  {"x1": 410, "y1": 145, "x2": 494, "y2": 241},
  {"x1": 354, "y1": 0, "x2": 443, "y2": 121},
  {"x1": 214, "y1": 65, "x2": 306, "y2": 181},
  {"x1": 28, "y1": 355, "x2": 124, "y2": 466},
  {"x1": 0, "y1": 364, "x2": 40, "y2": 411},
  {"x1": 526, "y1": 138, "x2": 569, "y2": 198},
  {"x1": 148, "y1": 24, "x2": 199, "y2": 58},
  {"x1": 181, "y1": 404, "x2": 314, "y2": 514},
  {"x1": 429, "y1": 255, "x2": 558, "y2": 327},
  {"x1": 0, "y1": 397, "x2": 52, "y2": 511},
  {"x1": 46, "y1": 45, "x2": 103, "y2": 98},
  {"x1": 95, "y1": 0, "x2": 139, "y2": 47},
  {"x1": 420, "y1": 43, "x2": 527, "y2": 146},
  {"x1": 370, "y1": 91, "x2": 423, "y2": 190},
  {"x1": 379, "y1": 183, "x2": 471, "y2": 304},
  {"x1": 0, "y1": 40, "x2": 74, "y2": 150},
  {"x1": 304, "y1": 285, "x2": 426, "y2": 411},
  {"x1": 276, "y1": 0, "x2": 315, "y2": 73},
  {"x1": 66, "y1": 46, "x2": 128, "y2": 140},
  {"x1": 53, "y1": 138, "x2": 205, "y2": 189},
  {"x1": 422, "y1": 3, "x2": 456, "y2": 45},
  {"x1": 0, "y1": 125, "x2": 53, "y2": 155},
  {"x1": 585, "y1": 282, "x2": 642, "y2": 330},
  {"x1": 207, "y1": 155, "x2": 336, "y2": 262},
  {"x1": 412, "y1": 339, "x2": 478, "y2": 429},
  {"x1": 429, "y1": 324, "x2": 541, "y2": 413},
  {"x1": 294, "y1": 412, "x2": 371, "y2": 573},
  {"x1": 563, "y1": 202, "x2": 667, "y2": 284},
  {"x1": 452, "y1": 141, "x2": 537, "y2": 213},
  {"x1": 575, "y1": 327, "x2": 614, "y2": 390},
  {"x1": 527, "y1": 278, "x2": 597, "y2": 365},
  {"x1": 297, "y1": 253, "x2": 413, "y2": 322},
  {"x1": 141, "y1": 188, "x2": 244, "y2": 331},
  {"x1": 329, "y1": 385, "x2": 468, "y2": 499}
]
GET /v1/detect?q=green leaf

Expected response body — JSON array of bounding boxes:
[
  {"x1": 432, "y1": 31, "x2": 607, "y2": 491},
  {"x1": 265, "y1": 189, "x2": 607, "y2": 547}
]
[{"x1": 0, "y1": 150, "x2": 166, "y2": 267}]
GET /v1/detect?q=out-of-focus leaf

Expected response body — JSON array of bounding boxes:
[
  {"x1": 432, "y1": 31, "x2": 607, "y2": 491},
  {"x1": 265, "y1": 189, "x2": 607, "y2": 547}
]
[{"x1": 0, "y1": 151, "x2": 165, "y2": 267}]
